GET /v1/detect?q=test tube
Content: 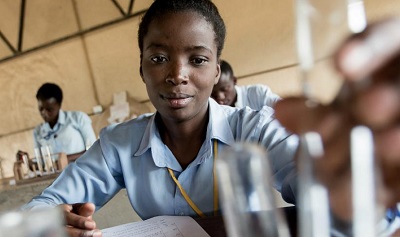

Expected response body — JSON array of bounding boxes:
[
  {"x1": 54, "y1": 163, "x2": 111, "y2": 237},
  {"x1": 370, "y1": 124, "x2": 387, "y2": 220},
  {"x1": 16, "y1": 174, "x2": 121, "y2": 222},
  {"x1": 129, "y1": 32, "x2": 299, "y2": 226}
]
[
  {"x1": 297, "y1": 132, "x2": 330, "y2": 237},
  {"x1": 216, "y1": 143, "x2": 290, "y2": 237},
  {"x1": 22, "y1": 154, "x2": 29, "y2": 172},
  {"x1": 351, "y1": 126, "x2": 384, "y2": 237},
  {"x1": 34, "y1": 147, "x2": 43, "y2": 176},
  {"x1": 0, "y1": 207, "x2": 67, "y2": 237},
  {"x1": 41, "y1": 146, "x2": 55, "y2": 174}
]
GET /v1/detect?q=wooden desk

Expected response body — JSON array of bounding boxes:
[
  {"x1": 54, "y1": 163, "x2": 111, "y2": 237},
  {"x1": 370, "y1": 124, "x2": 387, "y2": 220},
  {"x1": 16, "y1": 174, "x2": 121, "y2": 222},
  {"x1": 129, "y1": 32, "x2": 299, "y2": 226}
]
[
  {"x1": 195, "y1": 206, "x2": 297, "y2": 237},
  {"x1": 15, "y1": 172, "x2": 60, "y2": 186}
]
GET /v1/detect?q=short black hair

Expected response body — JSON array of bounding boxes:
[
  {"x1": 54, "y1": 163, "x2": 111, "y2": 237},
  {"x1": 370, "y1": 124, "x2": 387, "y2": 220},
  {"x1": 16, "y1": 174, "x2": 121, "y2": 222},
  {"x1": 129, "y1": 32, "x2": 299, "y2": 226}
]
[
  {"x1": 138, "y1": 0, "x2": 226, "y2": 59},
  {"x1": 220, "y1": 60, "x2": 234, "y2": 77},
  {"x1": 36, "y1": 83, "x2": 63, "y2": 104}
]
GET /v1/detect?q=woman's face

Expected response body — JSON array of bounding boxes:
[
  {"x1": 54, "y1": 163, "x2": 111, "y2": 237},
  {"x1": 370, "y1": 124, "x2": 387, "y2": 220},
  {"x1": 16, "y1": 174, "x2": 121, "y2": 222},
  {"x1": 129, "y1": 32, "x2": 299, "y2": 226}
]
[
  {"x1": 211, "y1": 72, "x2": 237, "y2": 106},
  {"x1": 140, "y1": 11, "x2": 220, "y2": 123},
  {"x1": 37, "y1": 97, "x2": 60, "y2": 125}
]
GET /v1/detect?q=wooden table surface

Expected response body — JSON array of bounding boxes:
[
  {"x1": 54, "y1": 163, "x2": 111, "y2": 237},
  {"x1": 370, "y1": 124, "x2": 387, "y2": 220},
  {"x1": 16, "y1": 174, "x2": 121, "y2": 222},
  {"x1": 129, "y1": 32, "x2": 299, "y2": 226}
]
[{"x1": 15, "y1": 172, "x2": 60, "y2": 186}]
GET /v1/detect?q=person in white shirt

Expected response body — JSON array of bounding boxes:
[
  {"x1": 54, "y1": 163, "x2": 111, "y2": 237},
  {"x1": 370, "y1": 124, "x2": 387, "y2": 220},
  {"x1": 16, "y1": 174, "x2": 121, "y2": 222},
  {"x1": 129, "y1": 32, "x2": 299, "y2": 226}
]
[
  {"x1": 33, "y1": 83, "x2": 96, "y2": 162},
  {"x1": 211, "y1": 60, "x2": 281, "y2": 110}
]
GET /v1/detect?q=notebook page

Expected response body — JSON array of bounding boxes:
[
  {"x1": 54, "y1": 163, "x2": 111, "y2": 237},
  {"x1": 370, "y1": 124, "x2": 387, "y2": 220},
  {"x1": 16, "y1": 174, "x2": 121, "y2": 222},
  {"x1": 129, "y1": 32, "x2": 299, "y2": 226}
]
[{"x1": 102, "y1": 215, "x2": 210, "y2": 237}]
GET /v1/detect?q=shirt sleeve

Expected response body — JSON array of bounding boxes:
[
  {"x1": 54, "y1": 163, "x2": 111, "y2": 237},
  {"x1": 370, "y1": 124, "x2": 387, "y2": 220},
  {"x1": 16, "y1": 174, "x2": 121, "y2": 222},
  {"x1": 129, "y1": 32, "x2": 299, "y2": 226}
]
[
  {"x1": 20, "y1": 140, "x2": 122, "y2": 211},
  {"x1": 256, "y1": 84, "x2": 281, "y2": 108},
  {"x1": 266, "y1": 132, "x2": 298, "y2": 204},
  {"x1": 77, "y1": 112, "x2": 97, "y2": 148},
  {"x1": 234, "y1": 105, "x2": 299, "y2": 204}
]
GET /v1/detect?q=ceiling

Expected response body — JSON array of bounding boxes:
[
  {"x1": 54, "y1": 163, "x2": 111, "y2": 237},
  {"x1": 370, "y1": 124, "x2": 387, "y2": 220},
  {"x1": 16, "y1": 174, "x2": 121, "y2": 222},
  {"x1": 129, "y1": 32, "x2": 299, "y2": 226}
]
[{"x1": 0, "y1": 0, "x2": 153, "y2": 63}]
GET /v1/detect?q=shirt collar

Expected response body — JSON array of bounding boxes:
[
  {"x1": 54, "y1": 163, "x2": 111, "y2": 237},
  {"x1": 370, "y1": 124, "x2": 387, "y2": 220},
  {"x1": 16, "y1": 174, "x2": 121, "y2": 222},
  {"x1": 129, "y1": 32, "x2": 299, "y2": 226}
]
[
  {"x1": 135, "y1": 113, "x2": 157, "y2": 156},
  {"x1": 57, "y1": 110, "x2": 66, "y2": 125},
  {"x1": 134, "y1": 99, "x2": 236, "y2": 167},
  {"x1": 208, "y1": 98, "x2": 235, "y2": 145},
  {"x1": 43, "y1": 109, "x2": 65, "y2": 131}
]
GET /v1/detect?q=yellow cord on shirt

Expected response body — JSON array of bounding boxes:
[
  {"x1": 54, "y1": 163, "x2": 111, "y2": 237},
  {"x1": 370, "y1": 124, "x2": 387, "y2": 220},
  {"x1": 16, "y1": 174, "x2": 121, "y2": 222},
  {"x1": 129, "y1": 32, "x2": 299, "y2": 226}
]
[{"x1": 167, "y1": 140, "x2": 218, "y2": 218}]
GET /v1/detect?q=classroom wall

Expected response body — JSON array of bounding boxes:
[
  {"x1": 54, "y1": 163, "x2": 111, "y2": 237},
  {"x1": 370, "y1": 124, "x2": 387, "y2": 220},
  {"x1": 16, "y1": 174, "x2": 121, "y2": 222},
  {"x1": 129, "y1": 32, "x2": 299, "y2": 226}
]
[{"x1": 0, "y1": 0, "x2": 398, "y2": 179}]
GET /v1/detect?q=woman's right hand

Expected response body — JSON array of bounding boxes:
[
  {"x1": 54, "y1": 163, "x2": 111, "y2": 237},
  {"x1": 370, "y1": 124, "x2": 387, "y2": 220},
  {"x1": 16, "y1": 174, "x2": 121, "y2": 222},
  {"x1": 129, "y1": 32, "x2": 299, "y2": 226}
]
[
  {"x1": 275, "y1": 17, "x2": 400, "y2": 220},
  {"x1": 60, "y1": 202, "x2": 102, "y2": 237}
]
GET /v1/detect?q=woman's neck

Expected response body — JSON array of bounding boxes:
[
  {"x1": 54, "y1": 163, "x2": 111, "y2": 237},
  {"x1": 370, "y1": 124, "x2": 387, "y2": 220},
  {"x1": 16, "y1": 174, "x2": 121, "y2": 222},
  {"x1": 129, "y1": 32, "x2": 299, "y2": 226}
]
[
  {"x1": 48, "y1": 115, "x2": 59, "y2": 129},
  {"x1": 156, "y1": 111, "x2": 209, "y2": 169}
]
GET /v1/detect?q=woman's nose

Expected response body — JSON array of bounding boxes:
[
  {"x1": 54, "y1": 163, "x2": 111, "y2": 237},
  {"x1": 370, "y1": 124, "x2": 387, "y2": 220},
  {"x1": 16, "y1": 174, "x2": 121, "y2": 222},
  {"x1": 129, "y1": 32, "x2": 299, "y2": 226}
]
[{"x1": 166, "y1": 62, "x2": 189, "y2": 85}]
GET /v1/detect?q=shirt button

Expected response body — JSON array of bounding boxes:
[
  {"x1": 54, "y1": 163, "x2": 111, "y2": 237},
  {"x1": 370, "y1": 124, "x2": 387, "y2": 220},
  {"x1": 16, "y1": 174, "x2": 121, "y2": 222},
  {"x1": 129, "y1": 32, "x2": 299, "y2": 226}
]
[{"x1": 179, "y1": 212, "x2": 185, "y2": 216}]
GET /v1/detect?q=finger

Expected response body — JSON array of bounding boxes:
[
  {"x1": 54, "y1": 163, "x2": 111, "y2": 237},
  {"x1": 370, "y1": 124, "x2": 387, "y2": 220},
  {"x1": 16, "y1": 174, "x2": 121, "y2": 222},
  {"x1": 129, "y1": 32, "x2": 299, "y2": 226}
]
[
  {"x1": 381, "y1": 166, "x2": 400, "y2": 208},
  {"x1": 274, "y1": 97, "x2": 322, "y2": 134},
  {"x1": 275, "y1": 97, "x2": 348, "y2": 139},
  {"x1": 63, "y1": 206, "x2": 97, "y2": 231},
  {"x1": 73, "y1": 203, "x2": 96, "y2": 218},
  {"x1": 65, "y1": 213, "x2": 96, "y2": 231},
  {"x1": 352, "y1": 83, "x2": 400, "y2": 129},
  {"x1": 275, "y1": 97, "x2": 353, "y2": 185},
  {"x1": 335, "y1": 17, "x2": 400, "y2": 81},
  {"x1": 328, "y1": 173, "x2": 353, "y2": 221},
  {"x1": 66, "y1": 227, "x2": 102, "y2": 237},
  {"x1": 377, "y1": 127, "x2": 400, "y2": 201},
  {"x1": 376, "y1": 126, "x2": 400, "y2": 163},
  {"x1": 60, "y1": 203, "x2": 74, "y2": 213},
  {"x1": 314, "y1": 122, "x2": 352, "y2": 187}
]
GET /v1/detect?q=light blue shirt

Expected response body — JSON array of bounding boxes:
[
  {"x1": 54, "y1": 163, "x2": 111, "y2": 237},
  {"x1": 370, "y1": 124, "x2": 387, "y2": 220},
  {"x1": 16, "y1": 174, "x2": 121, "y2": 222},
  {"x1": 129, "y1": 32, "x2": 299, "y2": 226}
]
[
  {"x1": 22, "y1": 99, "x2": 298, "y2": 219},
  {"x1": 33, "y1": 110, "x2": 97, "y2": 155},
  {"x1": 235, "y1": 84, "x2": 281, "y2": 110},
  {"x1": 378, "y1": 204, "x2": 400, "y2": 236}
]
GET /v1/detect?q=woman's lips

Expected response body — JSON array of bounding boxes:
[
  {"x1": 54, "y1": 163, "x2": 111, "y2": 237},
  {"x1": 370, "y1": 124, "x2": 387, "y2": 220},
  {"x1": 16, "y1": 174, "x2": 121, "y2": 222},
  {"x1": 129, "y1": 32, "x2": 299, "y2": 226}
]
[
  {"x1": 167, "y1": 97, "x2": 192, "y2": 107},
  {"x1": 162, "y1": 94, "x2": 193, "y2": 108}
]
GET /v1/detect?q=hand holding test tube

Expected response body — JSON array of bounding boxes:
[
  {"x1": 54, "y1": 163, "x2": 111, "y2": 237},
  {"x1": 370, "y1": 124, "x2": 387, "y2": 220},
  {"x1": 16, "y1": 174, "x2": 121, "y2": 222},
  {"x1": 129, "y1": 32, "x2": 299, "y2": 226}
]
[
  {"x1": 275, "y1": 6, "x2": 400, "y2": 237},
  {"x1": 291, "y1": 0, "x2": 385, "y2": 236}
]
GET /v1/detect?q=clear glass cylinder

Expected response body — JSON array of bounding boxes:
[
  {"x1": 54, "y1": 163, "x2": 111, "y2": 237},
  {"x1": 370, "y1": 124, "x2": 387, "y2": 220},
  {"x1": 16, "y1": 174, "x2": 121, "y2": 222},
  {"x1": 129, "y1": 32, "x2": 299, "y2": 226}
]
[
  {"x1": 0, "y1": 208, "x2": 66, "y2": 237},
  {"x1": 33, "y1": 147, "x2": 44, "y2": 175},
  {"x1": 40, "y1": 145, "x2": 55, "y2": 174},
  {"x1": 216, "y1": 143, "x2": 290, "y2": 237},
  {"x1": 295, "y1": 0, "x2": 366, "y2": 103}
]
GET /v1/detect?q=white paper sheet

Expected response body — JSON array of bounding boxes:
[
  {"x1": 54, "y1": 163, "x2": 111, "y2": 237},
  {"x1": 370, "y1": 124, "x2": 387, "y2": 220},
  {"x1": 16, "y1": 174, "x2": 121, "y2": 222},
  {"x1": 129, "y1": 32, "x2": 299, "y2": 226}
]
[{"x1": 101, "y1": 216, "x2": 210, "y2": 237}]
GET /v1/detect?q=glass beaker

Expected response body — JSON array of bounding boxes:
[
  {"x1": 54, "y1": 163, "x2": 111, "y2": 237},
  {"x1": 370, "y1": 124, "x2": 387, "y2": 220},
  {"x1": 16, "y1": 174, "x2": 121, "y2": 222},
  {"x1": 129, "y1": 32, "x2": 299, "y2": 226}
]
[
  {"x1": 40, "y1": 145, "x2": 55, "y2": 174},
  {"x1": 0, "y1": 207, "x2": 66, "y2": 237},
  {"x1": 216, "y1": 142, "x2": 290, "y2": 237},
  {"x1": 33, "y1": 147, "x2": 44, "y2": 176}
]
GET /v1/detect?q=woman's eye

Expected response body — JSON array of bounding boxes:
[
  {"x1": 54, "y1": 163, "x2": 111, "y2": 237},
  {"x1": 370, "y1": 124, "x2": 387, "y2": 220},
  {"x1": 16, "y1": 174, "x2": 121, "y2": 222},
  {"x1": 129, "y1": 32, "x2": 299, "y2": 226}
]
[
  {"x1": 191, "y1": 58, "x2": 207, "y2": 65},
  {"x1": 151, "y1": 56, "x2": 167, "y2": 63}
]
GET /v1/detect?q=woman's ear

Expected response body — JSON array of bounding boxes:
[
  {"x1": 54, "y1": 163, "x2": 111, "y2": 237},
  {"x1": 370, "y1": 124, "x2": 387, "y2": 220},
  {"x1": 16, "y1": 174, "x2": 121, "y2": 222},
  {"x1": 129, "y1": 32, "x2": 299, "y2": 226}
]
[
  {"x1": 139, "y1": 55, "x2": 145, "y2": 83},
  {"x1": 139, "y1": 64, "x2": 145, "y2": 83},
  {"x1": 214, "y1": 63, "x2": 221, "y2": 85}
]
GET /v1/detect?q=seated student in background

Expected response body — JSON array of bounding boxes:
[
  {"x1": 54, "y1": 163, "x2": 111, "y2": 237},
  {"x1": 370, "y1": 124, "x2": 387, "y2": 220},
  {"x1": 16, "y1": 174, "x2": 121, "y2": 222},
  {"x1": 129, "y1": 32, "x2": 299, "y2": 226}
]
[
  {"x1": 211, "y1": 59, "x2": 281, "y2": 109},
  {"x1": 34, "y1": 83, "x2": 97, "y2": 163},
  {"x1": 21, "y1": 1, "x2": 400, "y2": 236}
]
